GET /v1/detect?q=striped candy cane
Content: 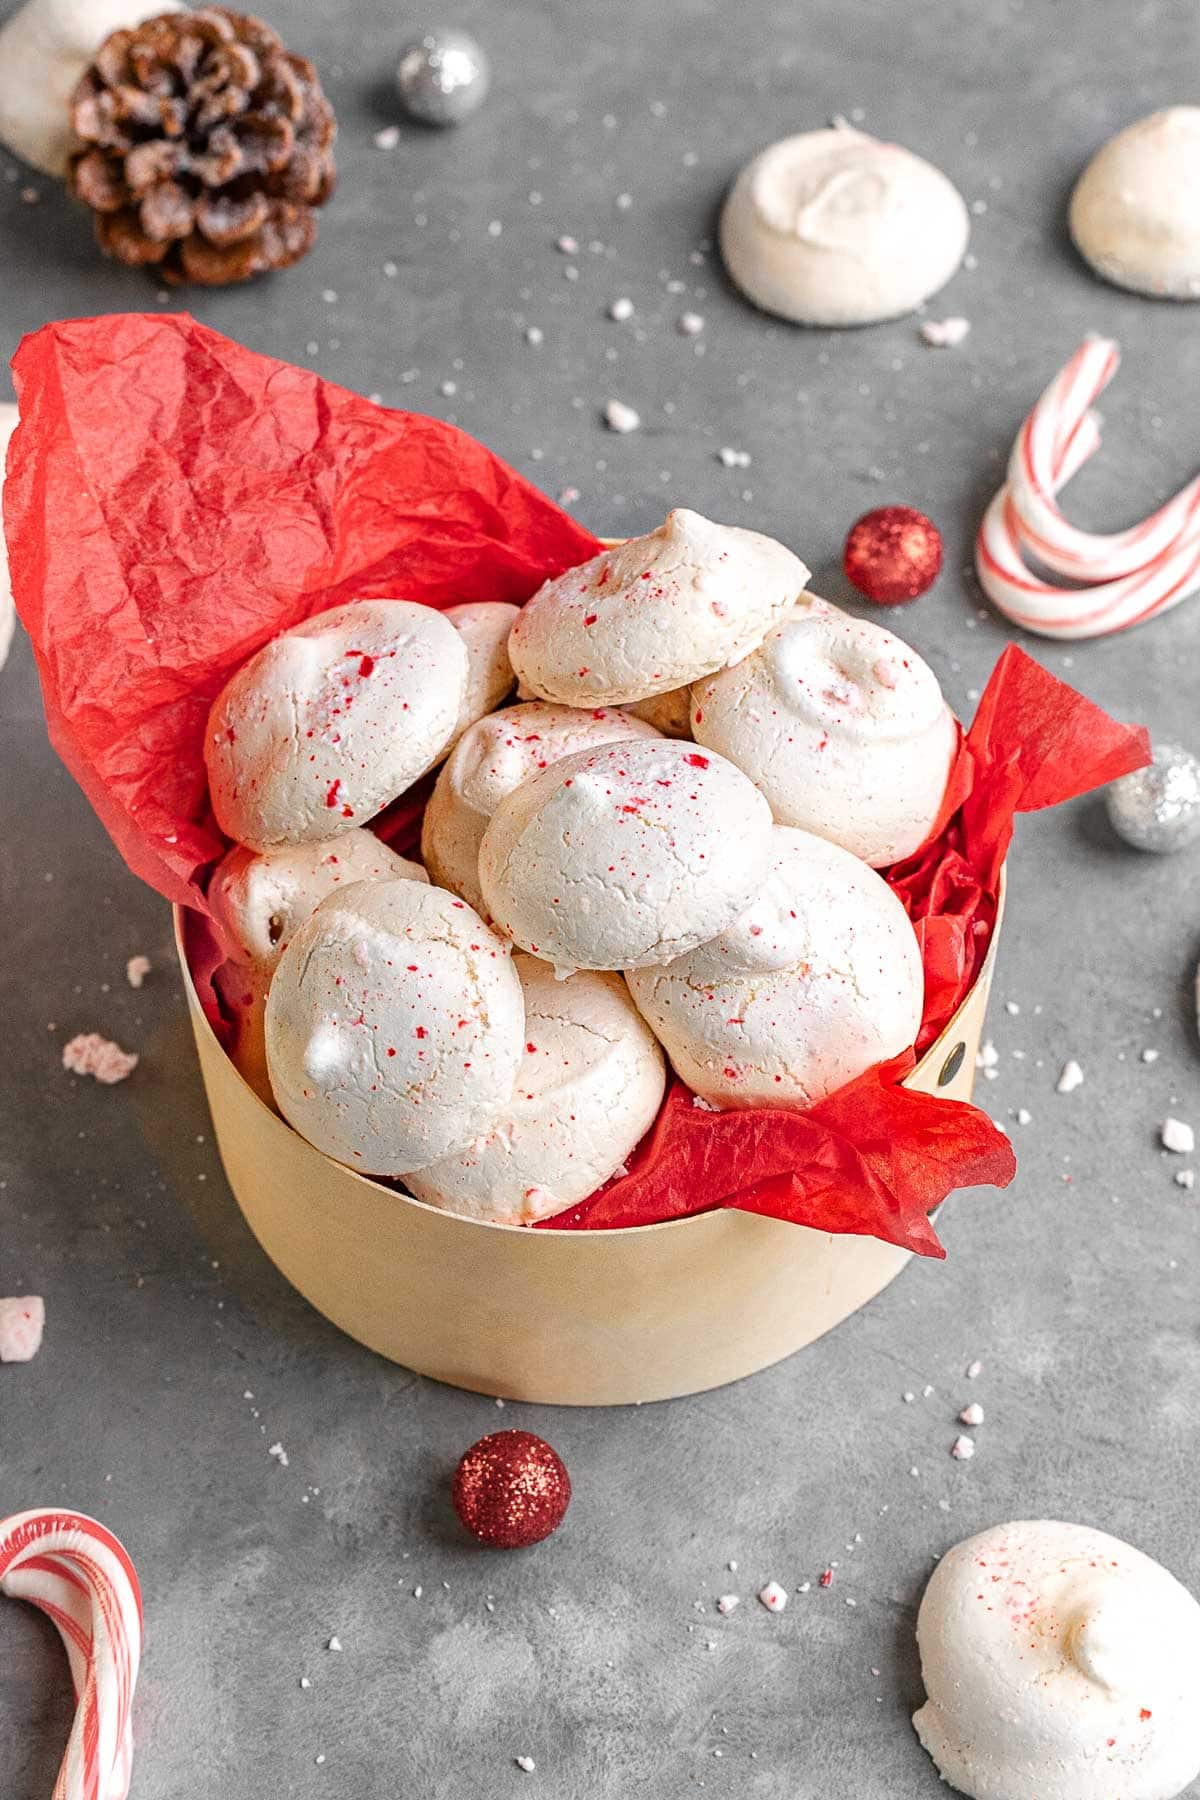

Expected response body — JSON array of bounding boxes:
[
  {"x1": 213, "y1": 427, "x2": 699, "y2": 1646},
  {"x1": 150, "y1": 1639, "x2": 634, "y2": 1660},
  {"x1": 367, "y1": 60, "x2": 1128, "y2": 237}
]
[
  {"x1": 976, "y1": 336, "x2": 1200, "y2": 638},
  {"x1": 0, "y1": 1510, "x2": 142, "y2": 1800}
]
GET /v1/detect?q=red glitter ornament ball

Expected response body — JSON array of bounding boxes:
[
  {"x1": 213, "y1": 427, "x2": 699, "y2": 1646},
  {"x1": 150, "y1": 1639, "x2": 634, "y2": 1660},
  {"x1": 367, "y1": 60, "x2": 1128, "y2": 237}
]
[
  {"x1": 843, "y1": 505, "x2": 944, "y2": 604},
  {"x1": 452, "y1": 1430, "x2": 572, "y2": 1549}
]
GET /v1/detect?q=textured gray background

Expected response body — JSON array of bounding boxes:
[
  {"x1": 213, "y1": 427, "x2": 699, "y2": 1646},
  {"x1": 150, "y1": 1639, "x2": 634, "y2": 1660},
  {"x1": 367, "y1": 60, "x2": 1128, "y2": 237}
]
[{"x1": 2, "y1": 0, "x2": 1199, "y2": 1794}]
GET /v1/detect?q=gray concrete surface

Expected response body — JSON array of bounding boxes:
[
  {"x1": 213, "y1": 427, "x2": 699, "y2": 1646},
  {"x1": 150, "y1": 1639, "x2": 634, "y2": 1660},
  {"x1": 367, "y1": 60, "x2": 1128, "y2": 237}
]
[{"x1": 2, "y1": 1, "x2": 1199, "y2": 1794}]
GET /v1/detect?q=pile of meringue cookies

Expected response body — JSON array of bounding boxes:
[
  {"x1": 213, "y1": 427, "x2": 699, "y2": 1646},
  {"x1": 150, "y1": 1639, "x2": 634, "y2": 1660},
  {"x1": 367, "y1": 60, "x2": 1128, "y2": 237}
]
[{"x1": 203, "y1": 507, "x2": 958, "y2": 1226}]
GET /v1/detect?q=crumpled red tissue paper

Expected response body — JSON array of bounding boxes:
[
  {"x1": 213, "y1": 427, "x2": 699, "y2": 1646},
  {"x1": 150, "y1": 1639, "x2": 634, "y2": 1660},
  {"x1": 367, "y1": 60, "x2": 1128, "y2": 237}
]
[{"x1": 6, "y1": 314, "x2": 1150, "y2": 1256}]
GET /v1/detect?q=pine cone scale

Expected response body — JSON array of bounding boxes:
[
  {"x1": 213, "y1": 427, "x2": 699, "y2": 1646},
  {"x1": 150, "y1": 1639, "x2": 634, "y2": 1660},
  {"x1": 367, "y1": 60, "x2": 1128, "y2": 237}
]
[{"x1": 68, "y1": 6, "x2": 335, "y2": 286}]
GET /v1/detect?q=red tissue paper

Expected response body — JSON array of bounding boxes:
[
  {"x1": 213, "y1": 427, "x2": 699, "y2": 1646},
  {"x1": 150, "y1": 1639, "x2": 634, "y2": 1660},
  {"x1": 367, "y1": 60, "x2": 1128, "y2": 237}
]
[{"x1": 6, "y1": 314, "x2": 1150, "y2": 1257}]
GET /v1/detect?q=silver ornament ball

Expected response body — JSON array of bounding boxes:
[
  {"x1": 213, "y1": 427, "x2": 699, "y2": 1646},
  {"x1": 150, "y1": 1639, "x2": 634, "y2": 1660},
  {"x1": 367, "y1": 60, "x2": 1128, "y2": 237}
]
[
  {"x1": 1105, "y1": 740, "x2": 1200, "y2": 853},
  {"x1": 396, "y1": 28, "x2": 490, "y2": 126}
]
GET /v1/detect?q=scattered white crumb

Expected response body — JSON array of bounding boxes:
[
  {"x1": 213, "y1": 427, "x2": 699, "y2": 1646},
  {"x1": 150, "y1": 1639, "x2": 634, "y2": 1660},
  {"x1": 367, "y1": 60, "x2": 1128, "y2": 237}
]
[
  {"x1": 1163, "y1": 1118, "x2": 1196, "y2": 1154},
  {"x1": 1176, "y1": 1169, "x2": 1195, "y2": 1190},
  {"x1": 959, "y1": 1402, "x2": 985, "y2": 1427},
  {"x1": 525, "y1": 326, "x2": 544, "y2": 346},
  {"x1": 125, "y1": 955, "x2": 152, "y2": 989},
  {"x1": 326, "y1": 1635, "x2": 342, "y2": 1652},
  {"x1": 516, "y1": 1756, "x2": 536, "y2": 1773},
  {"x1": 966, "y1": 1360, "x2": 983, "y2": 1379},
  {"x1": 691, "y1": 1093, "x2": 719, "y2": 1112},
  {"x1": 758, "y1": 1580, "x2": 788, "y2": 1613},
  {"x1": 976, "y1": 1040, "x2": 999, "y2": 1071},
  {"x1": 0, "y1": 1296, "x2": 45, "y2": 1363},
  {"x1": 677, "y1": 311, "x2": 704, "y2": 336},
  {"x1": 716, "y1": 1594, "x2": 739, "y2": 1615},
  {"x1": 1016, "y1": 1108, "x2": 1032, "y2": 1125},
  {"x1": 902, "y1": 1390, "x2": 915, "y2": 1403},
  {"x1": 299, "y1": 1677, "x2": 311, "y2": 1690},
  {"x1": 1056, "y1": 1059, "x2": 1084, "y2": 1094},
  {"x1": 268, "y1": 1442, "x2": 289, "y2": 1467},
  {"x1": 921, "y1": 316, "x2": 971, "y2": 348},
  {"x1": 608, "y1": 296, "x2": 634, "y2": 321},
  {"x1": 718, "y1": 446, "x2": 750, "y2": 468},
  {"x1": 1004, "y1": 1000, "x2": 1020, "y2": 1015},
  {"x1": 604, "y1": 399, "x2": 640, "y2": 434},
  {"x1": 373, "y1": 125, "x2": 400, "y2": 149},
  {"x1": 922, "y1": 1385, "x2": 935, "y2": 1398},
  {"x1": 495, "y1": 1396, "x2": 506, "y2": 1407},
  {"x1": 315, "y1": 1754, "x2": 325, "y2": 1766},
  {"x1": 556, "y1": 234, "x2": 579, "y2": 254},
  {"x1": 1141, "y1": 1048, "x2": 1159, "y2": 1064},
  {"x1": 62, "y1": 1032, "x2": 138, "y2": 1084},
  {"x1": 951, "y1": 1435, "x2": 976, "y2": 1461}
]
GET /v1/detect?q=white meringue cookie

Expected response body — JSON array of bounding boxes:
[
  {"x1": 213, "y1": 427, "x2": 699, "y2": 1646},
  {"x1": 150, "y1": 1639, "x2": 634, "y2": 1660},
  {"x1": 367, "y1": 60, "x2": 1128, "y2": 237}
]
[
  {"x1": 507, "y1": 508, "x2": 810, "y2": 707},
  {"x1": 0, "y1": 402, "x2": 16, "y2": 673},
  {"x1": 422, "y1": 701, "x2": 661, "y2": 914},
  {"x1": 478, "y1": 738, "x2": 773, "y2": 975},
  {"x1": 914, "y1": 1519, "x2": 1200, "y2": 1800},
  {"x1": 720, "y1": 127, "x2": 969, "y2": 326},
  {"x1": 626, "y1": 826, "x2": 922, "y2": 1110},
  {"x1": 265, "y1": 878, "x2": 524, "y2": 1175},
  {"x1": 1070, "y1": 109, "x2": 1200, "y2": 300},
  {"x1": 208, "y1": 830, "x2": 427, "y2": 1106},
  {"x1": 623, "y1": 685, "x2": 694, "y2": 739},
  {"x1": 405, "y1": 954, "x2": 665, "y2": 1224},
  {"x1": 442, "y1": 601, "x2": 519, "y2": 747},
  {"x1": 205, "y1": 600, "x2": 468, "y2": 852},
  {"x1": 692, "y1": 599, "x2": 957, "y2": 867}
]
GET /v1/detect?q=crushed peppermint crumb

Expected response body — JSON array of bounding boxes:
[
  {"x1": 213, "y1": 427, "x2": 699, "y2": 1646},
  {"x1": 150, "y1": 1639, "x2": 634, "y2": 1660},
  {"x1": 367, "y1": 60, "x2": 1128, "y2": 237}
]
[
  {"x1": 966, "y1": 1360, "x2": 983, "y2": 1379},
  {"x1": 300, "y1": 1676, "x2": 311, "y2": 1689},
  {"x1": 556, "y1": 234, "x2": 579, "y2": 254},
  {"x1": 525, "y1": 326, "x2": 544, "y2": 346},
  {"x1": 718, "y1": 446, "x2": 750, "y2": 468},
  {"x1": 1056, "y1": 1059, "x2": 1084, "y2": 1094},
  {"x1": 1141, "y1": 1048, "x2": 1160, "y2": 1064},
  {"x1": 1016, "y1": 1108, "x2": 1032, "y2": 1125},
  {"x1": 1162, "y1": 1118, "x2": 1195, "y2": 1154},
  {"x1": 63, "y1": 1032, "x2": 138, "y2": 1084},
  {"x1": 1175, "y1": 1169, "x2": 1195, "y2": 1190},
  {"x1": 958, "y1": 1402, "x2": 984, "y2": 1426},
  {"x1": 0, "y1": 1296, "x2": 45, "y2": 1363},
  {"x1": 604, "y1": 399, "x2": 641, "y2": 433},
  {"x1": 1004, "y1": 999, "x2": 1020, "y2": 1015},
  {"x1": 950, "y1": 1435, "x2": 976, "y2": 1461},
  {"x1": 818, "y1": 1568, "x2": 833, "y2": 1589},
  {"x1": 608, "y1": 296, "x2": 634, "y2": 321},
  {"x1": 125, "y1": 955, "x2": 152, "y2": 988},
  {"x1": 373, "y1": 125, "x2": 400, "y2": 149},
  {"x1": 326, "y1": 1635, "x2": 342, "y2": 1652},
  {"x1": 268, "y1": 1442, "x2": 289, "y2": 1467},
  {"x1": 976, "y1": 1040, "x2": 999, "y2": 1070},
  {"x1": 515, "y1": 1756, "x2": 536, "y2": 1773},
  {"x1": 902, "y1": 1390, "x2": 915, "y2": 1403},
  {"x1": 920, "y1": 316, "x2": 971, "y2": 348},
  {"x1": 758, "y1": 1580, "x2": 788, "y2": 1613},
  {"x1": 677, "y1": 311, "x2": 704, "y2": 336},
  {"x1": 716, "y1": 1594, "x2": 739, "y2": 1615}
]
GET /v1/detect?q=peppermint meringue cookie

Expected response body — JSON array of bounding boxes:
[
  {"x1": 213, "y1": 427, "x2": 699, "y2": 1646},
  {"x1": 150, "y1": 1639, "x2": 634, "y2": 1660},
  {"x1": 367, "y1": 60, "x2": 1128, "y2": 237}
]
[
  {"x1": 624, "y1": 685, "x2": 694, "y2": 739},
  {"x1": 692, "y1": 599, "x2": 957, "y2": 867},
  {"x1": 205, "y1": 600, "x2": 468, "y2": 852},
  {"x1": 626, "y1": 826, "x2": 922, "y2": 1110},
  {"x1": 1070, "y1": 109, "x2": 1200, "y2": 299},
  {"x1": 0, "y1": 403, "x2": 16, "y2": 673},
  {"x1": 507, "y1": 509, "x2": 810, "y2": 707},
  {"x1": 478, "y1": 738, "x2": 773, "y2": 975},
  {"x1": 208, "y1": 831, "x2": 427, "y2": 1105},
  {"x1": 422, "y1": 701, "x2": 660, "y2": 914},
  {"x1": 443, "y1": 601, "x2": 519, "y2": 747},
  {"x1": 265, "y1": 878, "x2": 524, "y2": 1175},
  {"x1": 406, "y1": 955, "x2": 665, "y2": 1224},
  {"x1": 914, "y1": 1519, "x2": 1200, "y2": 1800},
  {"x1": 719, "y1": 126, "x2": 970, "y2": 326}
]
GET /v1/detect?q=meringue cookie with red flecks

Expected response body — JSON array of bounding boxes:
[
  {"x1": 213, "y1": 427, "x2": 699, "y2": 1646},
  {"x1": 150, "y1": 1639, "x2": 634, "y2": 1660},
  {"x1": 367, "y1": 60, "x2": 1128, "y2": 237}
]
[
  {"x1": 692, "y1": 599, "x2": 957, "y2": 867},
  {"x1": 205, "y1": 600, "x2": 467, "y2": 852},
  {"x1": 507, "y1": 508, "x2": 809, "y2": 707},
  {"x1": 478, "y1": 737, "x2": 773, "y2": 975},
  {"x1": 443, "y1": 601, "x2": 520, "y2": 749},
  {"x1": 626, "y1": 826, "x2": 922, "y2": 1111},
  {"x1": 208, "y1": 830, "x2": 427, "y2": 1105},
  {"x1": 422, "y1": 700, "x2": 660, "y2": 914},
  {"x1": 265, "y1": 877, "x2": 524, "y2": 1175},
  {"x1": 405, "y1": 955, "x2": 665, "y2": 1223},
  {"x1": 913, "y1": 1518, "x2": 1200, "y2": 1800}
]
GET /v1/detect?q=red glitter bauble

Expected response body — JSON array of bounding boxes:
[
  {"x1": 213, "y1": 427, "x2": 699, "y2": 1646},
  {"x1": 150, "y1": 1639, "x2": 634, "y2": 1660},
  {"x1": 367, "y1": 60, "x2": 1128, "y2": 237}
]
[
  {"x1": 843, "y1": 505, "x2": 944, "y2": 604},
  {"x1": 452, "y1": 1430, "x2": 571, "y2": 1549}
]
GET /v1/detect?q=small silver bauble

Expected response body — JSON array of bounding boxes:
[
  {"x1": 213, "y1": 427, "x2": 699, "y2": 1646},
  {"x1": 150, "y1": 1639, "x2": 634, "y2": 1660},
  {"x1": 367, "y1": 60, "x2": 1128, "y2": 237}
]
[
  {"x1": 1105, "y1": 740, "x2": 1200, "y2": 853},
  {"x1": 396, "y1": 28, "x2": 490, "y2": 126}
]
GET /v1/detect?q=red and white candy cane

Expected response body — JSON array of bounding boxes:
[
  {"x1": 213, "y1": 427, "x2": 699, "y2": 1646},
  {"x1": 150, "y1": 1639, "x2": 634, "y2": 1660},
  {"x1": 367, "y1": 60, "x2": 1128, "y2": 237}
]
[
  {"x1": 0, "y1": 1510, "x2": 142, "y2": 1800},
  {"x1": 976, "y1": 336, "x2": 1200, "y2": 638}
]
